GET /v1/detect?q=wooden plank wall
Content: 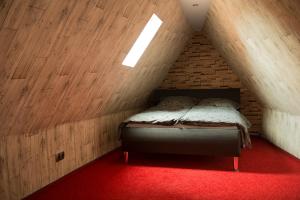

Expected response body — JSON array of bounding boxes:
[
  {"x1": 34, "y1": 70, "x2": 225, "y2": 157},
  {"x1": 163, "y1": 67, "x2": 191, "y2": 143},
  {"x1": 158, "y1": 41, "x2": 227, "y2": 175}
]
[
  {"x1": 0, "y1": 0, "x2": 192, "y2": 199},
  {"x1": 0, "y1": 109, "x2": 139, "y2": 199},
  {"x1": 0, "y1": 0, "x2": 192, "y2": 136},
  {"x1": 204, "y1": 0, "x2": 300, "y2": 158},
  {"x1": 263, "y1": 109, "x2": 300, "y2": 159},
  {"x1": 160, "y1": 32, "x2": 263, "y2": 133}
]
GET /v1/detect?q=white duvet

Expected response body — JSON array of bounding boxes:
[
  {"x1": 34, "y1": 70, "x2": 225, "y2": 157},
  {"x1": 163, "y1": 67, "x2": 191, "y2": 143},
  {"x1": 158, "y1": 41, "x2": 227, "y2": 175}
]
[
  {"x1": 125, "y1": 106, "x2": 191, "y2": 124},
  {"x1": 181, "y1": 105, "x2": 251, "y2": 147},
  {"x1": 181, "y1": 105, "x2": 251, "y2": 129},
  {"x1": 125, "y1": 104, "x2": 251, "y2": 147}
]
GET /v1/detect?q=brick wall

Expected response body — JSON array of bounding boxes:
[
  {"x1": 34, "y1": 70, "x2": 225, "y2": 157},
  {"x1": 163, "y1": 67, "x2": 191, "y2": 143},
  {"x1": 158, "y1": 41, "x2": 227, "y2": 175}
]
[{"x1": 160, "y1": 32, "x2": 262, "y2": 133}]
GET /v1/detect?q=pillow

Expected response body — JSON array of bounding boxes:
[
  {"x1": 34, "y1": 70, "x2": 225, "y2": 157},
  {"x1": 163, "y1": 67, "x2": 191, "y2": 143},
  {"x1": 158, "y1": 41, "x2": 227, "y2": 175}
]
[
  {"x1": 157, "y1": 96, "x2": 197, "y2": 109},
  {"x1": 198, "y1": 98, "x2": 239, "y2": 109}
]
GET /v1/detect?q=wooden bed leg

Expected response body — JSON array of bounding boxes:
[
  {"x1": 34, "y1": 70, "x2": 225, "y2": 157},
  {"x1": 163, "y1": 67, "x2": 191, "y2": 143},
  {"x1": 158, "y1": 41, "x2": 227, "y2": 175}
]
[
  {"x1": 234, "y1": 157, "x2": 239, "y2": 171},
  {"x1": 124, "y1": 151, "x2": 128, "y2": 163}
]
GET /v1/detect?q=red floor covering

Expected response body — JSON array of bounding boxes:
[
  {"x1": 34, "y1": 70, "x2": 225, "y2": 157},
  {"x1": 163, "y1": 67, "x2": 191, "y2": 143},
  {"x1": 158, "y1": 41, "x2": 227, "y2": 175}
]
[{"x1": 25, "y1": 137, "x2": 300, "y2": 200}]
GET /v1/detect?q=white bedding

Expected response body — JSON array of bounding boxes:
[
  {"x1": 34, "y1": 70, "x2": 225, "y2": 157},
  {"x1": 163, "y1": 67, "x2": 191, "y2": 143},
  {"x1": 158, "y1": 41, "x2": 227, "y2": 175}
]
[
  {"x1": 181, "y1": 105, "x2": 251, "y2": 147},
  {"x1": 124, "y1": 99, "x2": 252, "y2": 147},
  {"x1": 125, "y1": 106, "x2": 191, "y2": 124}
]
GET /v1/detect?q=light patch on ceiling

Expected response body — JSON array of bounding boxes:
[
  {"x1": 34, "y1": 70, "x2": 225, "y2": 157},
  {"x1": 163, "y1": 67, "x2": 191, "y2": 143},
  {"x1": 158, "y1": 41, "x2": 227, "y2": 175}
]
[
  {"x1": 122, "y1": 14, "x2": 163, "y2": 68},
  {"x1": 179, "y1": 0, "x2": 211, "y2": 31}
]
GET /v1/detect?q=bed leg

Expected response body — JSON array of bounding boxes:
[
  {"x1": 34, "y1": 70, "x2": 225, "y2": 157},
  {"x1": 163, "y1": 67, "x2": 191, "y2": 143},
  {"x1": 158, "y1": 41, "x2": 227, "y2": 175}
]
[
  {"x1": 234, "y1": 157, "x2": 239, "y2": 171},
  {"x1": 124, "y1": 151, "x2": 128, "y2": 163}
]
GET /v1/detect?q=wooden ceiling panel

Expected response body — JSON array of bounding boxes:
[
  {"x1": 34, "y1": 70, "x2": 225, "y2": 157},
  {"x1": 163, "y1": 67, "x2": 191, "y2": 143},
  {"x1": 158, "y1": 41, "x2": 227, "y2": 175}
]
[
  {"x1": 204, "y1": 0, "x2": 300, "y2": 115},
  {"x1": 0, "y1": 0, "x2": 192, "y2": 135}
]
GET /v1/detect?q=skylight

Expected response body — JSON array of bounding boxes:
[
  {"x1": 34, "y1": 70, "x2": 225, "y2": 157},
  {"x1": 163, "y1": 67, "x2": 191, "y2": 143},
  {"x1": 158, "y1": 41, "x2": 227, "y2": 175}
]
[{"x1": 122, "y1": 14, "x2": 163, "y2": 68}]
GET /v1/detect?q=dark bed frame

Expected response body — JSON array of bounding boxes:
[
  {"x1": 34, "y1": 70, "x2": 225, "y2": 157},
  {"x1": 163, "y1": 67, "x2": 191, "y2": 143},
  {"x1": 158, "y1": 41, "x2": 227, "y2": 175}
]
[{"x1": 121, "y1": 89, "x2": 241, "y2": 171}]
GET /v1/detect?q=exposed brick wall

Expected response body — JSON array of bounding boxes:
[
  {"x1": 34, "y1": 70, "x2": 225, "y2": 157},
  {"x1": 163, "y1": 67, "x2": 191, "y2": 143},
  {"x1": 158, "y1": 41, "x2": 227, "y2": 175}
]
[{"x1": 160, "y1": 32, "x2": 262, "y2": 133}]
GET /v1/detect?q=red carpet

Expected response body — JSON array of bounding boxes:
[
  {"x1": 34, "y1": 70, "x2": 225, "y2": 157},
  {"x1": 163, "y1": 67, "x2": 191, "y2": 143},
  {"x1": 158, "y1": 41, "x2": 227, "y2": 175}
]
[{"x1": 25, "y1": 137, "x2": 300, "y2": 200}]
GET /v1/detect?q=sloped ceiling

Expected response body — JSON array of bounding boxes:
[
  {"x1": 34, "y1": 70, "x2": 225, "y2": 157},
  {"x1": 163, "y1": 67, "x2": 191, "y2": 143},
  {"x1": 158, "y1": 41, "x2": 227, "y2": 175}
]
[
  {"x1": 0, "y1": 0, "x2": 192, "y2": 135},
  {"x1": 178, "y1": 0, "x2": 211, "y2": 31},
  {"x1": 204, "y1": 0, "x2": 300, "y2": 115}
]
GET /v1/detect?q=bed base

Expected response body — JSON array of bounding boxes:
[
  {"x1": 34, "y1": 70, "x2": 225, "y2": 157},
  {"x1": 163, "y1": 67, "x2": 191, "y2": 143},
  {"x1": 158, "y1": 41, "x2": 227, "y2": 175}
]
[{"x1": 121, "y1": 127, "x2": 241, "y2": 171}]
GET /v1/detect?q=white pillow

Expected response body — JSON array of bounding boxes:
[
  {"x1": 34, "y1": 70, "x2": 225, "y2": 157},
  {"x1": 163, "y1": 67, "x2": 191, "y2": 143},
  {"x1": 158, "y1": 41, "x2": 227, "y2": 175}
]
[
  {"x1": 198, "y1": 98, "x2": 239, "y2": 109},
  {"x1": 157, "y1": 96, "x2": 197, "y2": 109}
]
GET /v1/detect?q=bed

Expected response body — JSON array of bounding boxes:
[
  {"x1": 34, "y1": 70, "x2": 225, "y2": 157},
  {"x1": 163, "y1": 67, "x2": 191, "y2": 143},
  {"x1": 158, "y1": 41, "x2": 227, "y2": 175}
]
[{"x1": 119, "y1": 89, "x2": 251, "y2": 171}]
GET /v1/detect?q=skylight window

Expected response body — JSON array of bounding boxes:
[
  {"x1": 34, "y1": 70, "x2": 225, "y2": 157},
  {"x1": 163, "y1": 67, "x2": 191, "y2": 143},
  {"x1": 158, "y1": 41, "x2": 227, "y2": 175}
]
[{"x1": 122, "y1": 14, "x2": 163, "y2": 68}]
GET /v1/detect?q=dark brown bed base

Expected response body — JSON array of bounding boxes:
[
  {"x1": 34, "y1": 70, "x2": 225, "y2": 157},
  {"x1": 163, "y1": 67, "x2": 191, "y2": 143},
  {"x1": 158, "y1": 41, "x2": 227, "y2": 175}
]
[{"x1": 120, "y1": 89, "x2": 241, "y2": 171}]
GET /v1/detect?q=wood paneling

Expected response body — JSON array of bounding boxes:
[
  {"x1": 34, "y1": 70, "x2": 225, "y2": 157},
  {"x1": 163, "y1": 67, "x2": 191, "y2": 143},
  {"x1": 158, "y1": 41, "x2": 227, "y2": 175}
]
[
  {"x1": 0, "y1": 0, "x2": 192, "y2": 136},
  {"x1": 204, "y1": 0, "x2": 300, "y2": 157},
  {"x1": 204, "y1": 0, "x2": 300, "y2": 114},
  {"x1": 160, "y1": 32, "x2": 262, "y2": 133},
  {"x1": 263, "y1": 109, "x2": 300, "y2": 159},
  {"x1": 0, "y1": 1, "x2": 192, "y2": 199},
  {"x1": 0, "y1": 109, "x2": 139, "y2": 199}
]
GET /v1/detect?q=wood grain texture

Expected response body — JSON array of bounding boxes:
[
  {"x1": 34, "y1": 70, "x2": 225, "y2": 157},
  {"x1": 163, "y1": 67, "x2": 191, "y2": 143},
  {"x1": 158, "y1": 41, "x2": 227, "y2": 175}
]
[
  {"x1": 0, "y1": 1, "x2": 192, "y2": 198},
  {"x1": 160, "y1": 32, "x2": 262, "y2": 133},
  {"x1": 204, "y1": 0, "x2": 300, "y2": 115},
  {"x1": 263, "y1": 109, "x2": 300, "y2": 159},
  {"x1": 204, "y1": 0, "x2": 300, "y2": 158},
  {"x1": 0, "y1": 0, "x2": 192, "y2": 136},
  {"x1": 0, "y1": 109, "x2": 139, "y2": 200}
]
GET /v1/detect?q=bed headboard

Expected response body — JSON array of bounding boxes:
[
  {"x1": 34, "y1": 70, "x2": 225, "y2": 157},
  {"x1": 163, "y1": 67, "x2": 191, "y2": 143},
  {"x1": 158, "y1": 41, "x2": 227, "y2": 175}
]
[{"x1": 150, "y1": 89, "x2": 240, "y2": 104}]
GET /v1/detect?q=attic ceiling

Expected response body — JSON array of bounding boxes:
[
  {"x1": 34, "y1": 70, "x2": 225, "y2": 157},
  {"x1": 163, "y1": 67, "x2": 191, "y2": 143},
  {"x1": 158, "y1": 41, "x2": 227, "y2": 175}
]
[
  {"x1": 1, "y1": 0, "x2": 300, "y2": 136},
  {"x1": 204, "y1": 0, "x2": 300, "y2": 115},
  {"x1": 178, "y1": 0, "x2": 211, "y2": 31},
  {"x1": 0, "y1": 0, "x2": 192, "y2": 135}
]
